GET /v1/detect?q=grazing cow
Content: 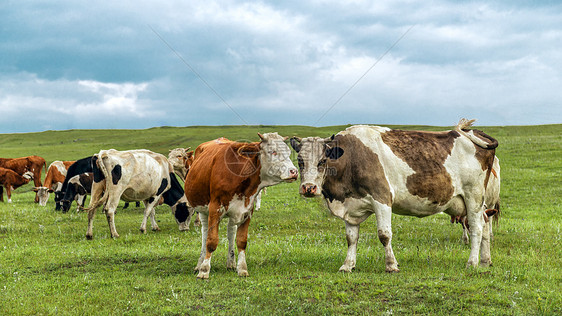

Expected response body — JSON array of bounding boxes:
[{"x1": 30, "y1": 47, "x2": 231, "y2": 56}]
[
  {"x1": 57, "y1": 156, "x2": 93, "y2": 211},
  {"x1": 0, "y1": 156, "x2": 46, "y2": 202},
  {"x1": 34, "y1": 160, "x2": 75, "y2": 206},
  {"x1": 0, "y1": 168, "x2": 34, "y2": 203},
  {"x1": 185, "y1": 133, "x2": 298, "y2": 279},
  {"x1": 453, "y1": 156, "x2": 501, "y2": 244},
  {"x1": 85, "y1": 149, "x2": 193, "y2": 239},
  {"x1": 290, "y1": 119, "x2": 498, "y2": 272},
  {"x1": 61, "y1": 173, "x2": 93, "y2": 213}
]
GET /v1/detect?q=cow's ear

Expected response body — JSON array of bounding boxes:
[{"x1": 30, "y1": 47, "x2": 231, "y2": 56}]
[
  {"x1": 238, "y1": 143, "x2": 261, "y2": 157},
  {"x1": 48, "y1": 189, "x2": 54, "y2": 193},
  {"x1": 186, "y1": 151, "x2": 194, "y2": 158},
  {"x1": 326, "y1": 146, "x2": 344, "y2": 160},
  {"x1": 290, "y1": 137, "x2": 302, "y2": 153},
  {"x1": 485, "y1": 209, "x2": 498, "y2": 217},
  {"x1": 32, "y1": 187, "x2": 39, "y2": 192}
]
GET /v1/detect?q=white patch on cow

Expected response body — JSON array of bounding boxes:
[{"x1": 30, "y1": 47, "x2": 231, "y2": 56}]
[
  {"x1": 226, "y1": 194, "x2": 253, "y2": 226},
  {"x1": 52, "y1": 161, "x2": 68, "y2": 177}
]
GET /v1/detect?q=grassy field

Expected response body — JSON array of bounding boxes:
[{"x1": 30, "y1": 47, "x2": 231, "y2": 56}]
[{"x1": 1, "y1": 124, "x2": 561, "y2": 315}]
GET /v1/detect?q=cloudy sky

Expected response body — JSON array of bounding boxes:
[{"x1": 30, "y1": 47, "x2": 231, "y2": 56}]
[{"x1": 1, "y1": 1, "x2": 561, "y2": 133}]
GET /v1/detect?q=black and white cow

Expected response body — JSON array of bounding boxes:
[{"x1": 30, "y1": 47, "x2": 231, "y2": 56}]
[
  {"x1": 290, "y1": 119, "x2": 498, "y2": 272},
  {"x1": 85, "y1": 149, "x2": 193, "y2": 239},
  {"x1": 57, "y1": 156, "x2": 92, "y2": 211},
  {"x1": 61, "y1": 172, "x2": 93, "y2": 213}
]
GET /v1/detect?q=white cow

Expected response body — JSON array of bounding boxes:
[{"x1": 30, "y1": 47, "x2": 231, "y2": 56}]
[{"x1": 85, "y1": 149, "x2": 194, "y2": 239}]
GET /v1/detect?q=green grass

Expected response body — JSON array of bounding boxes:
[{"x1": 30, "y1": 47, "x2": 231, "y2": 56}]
[{"x1": 1, "y1": 124, "x2": 561, "y2": 315}]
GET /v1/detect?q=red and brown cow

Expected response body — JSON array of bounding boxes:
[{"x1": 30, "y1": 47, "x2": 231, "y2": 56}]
[
  {"x1": 185, "y1": 133, "x2": 298, "y2": 279},
  {"x1": 0, "y1": 156, "x2": 46, "y2": 202},
  {"x1": 0, "y1": 167, "x2": 34, "y2": 203},
  {"x1": 290, "y1": 119, "x2": 498, "y2": 272},
  {"x1": 33, "y1": 160, "x2": 75, "y2": 206}
]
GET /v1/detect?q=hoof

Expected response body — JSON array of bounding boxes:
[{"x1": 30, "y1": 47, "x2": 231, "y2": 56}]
[
  {"x1": 152, "y1": 227, "x2": 161, "y2": 232},
  {"x1": 385, "y1": 268, "x2": 400, "y2": 273},
  {"x1": 111, "y1": 233, "x2": 120, "y2": 239},
  {"x1": 338, "y1": 265, "x2": 354, "y2": 273},
  {"x1": 238, "y1": 270, "x2": 249, "y2": 277},
  {"x1": 197, "y1": 272, "x2": 209, "y2": 279},
  {"x1": 140, "y1": 228, "x2": 146, "y2": 234},
  {"x1": 86, "y1": 235, "x2": 93, "y2": 240}
]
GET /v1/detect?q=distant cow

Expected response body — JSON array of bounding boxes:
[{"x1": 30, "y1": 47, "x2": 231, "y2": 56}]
[
  {"x1": 60, "y1": 172, "x2": 93, "y2": 213},
  {"x1": 0, "y1": 168, "x2": 34, "y2": 203},
  {"x1": 34, "y1": 160, "x2": 75, "y2": 206},
  {"x1": 453, "y1": 156, "x2": 501, "y2": 244},
  {"x1": 0, "y1": 155, "x2": 46, "y2": 202},
  {"x1": 56, "y1": 156, "x2": 93, "y2": 211},
  {"x1": 168, "y1": 147, "x2": 201, "y2": 227},
  {"x1": 168, "y1": 147, "x2": 194, "y2": 181},
  {"x1": 185, "y1": 133, "x2": 298, "y2": 279},
  {"x1": 290, "y1": 119, "x2": 498, "y2": 272},
  {"x1": 85, "y1": 149, "x2": 193, "y2": 239}
]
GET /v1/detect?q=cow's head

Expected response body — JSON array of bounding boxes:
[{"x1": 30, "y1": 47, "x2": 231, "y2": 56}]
[
  {"x1": 22, "y1": 171, "x2": 34, "y2": 181},
  {"x1": 60, "y1": 199, "x2": 72, "y2": 213},
  {"x1": 33, "y1": 187, "x2": 50, "y2": 206},
  {"x1": 54, "y1": 190, "x2": 65, "y2": 211},
  {"x1": 168, "y1": 147, "x2": 193, "y2": 180},
  {"x1": 256, "y1": 132, "x2": 298, "y2": 185},
  {"x1": 290, "y1": 135, "x2": 342, "y2": 197}
]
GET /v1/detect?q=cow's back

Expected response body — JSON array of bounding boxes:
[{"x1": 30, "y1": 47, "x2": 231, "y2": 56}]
[
  {"x1": 328, "y1": 125, "x2": 496, "y2": 216},
  {"x1": 185, "y1": 140, "x2": 260, "y2": 207}
]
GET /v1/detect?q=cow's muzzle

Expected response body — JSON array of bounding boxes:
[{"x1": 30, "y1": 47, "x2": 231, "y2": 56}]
[{"x1": 300, "y1": 183, "x2": 319, "y2": 197}]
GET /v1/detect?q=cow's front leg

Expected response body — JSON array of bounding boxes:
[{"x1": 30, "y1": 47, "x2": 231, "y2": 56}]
[
  {"x1": 374, "y1": 204, "x2": 399, "y2": 272},
  {"x1": 339, "y1": 221, "x2": 359, "y2": 272},
  {"x1": 226, "y1": 218, "x2": 237, "y2": 270},
  {"x1": 195, "y1": 211, "x2": 209, "y2": 272},
  {"x1": 235, "y1": 216, "x2": 252, "y2": 277},
  {"x1": 140, "y1": 198, "x2": 160, "y2": 233},
  {"x1": 197, "y1": 201, "x2": 220, "y2": 279}
]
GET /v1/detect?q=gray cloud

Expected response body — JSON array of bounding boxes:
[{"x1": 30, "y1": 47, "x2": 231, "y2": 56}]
[{"x1": 1, "y1": 0, "x2": 561, "y2": 133}]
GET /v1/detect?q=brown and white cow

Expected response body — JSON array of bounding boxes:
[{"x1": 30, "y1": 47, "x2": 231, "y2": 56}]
[
  {"x1": 33, "y1": 160, "x2": 75, "y2": 206},
  {"x1": 290, "y1": 119, "x2": 498, "y2": 272},
  {"x1": 453, "y1": 156, "x2": 501, "y2": 244},
  {"x1": 0, "y1": 156, "x2": 46, "y2": 202},
  {"x1": 85, "y1": 149, "x2": 193, "y2": 239},
  {"x1": 185, "y1": 133, "x2": 298, "y2": 279},
  {"x1": 0, "y1": 168, "x2": 34, "y2": 203}
]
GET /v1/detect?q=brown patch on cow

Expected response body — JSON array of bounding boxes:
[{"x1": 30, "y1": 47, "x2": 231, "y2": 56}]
[
  {"x1": 381, "y1": 130, "x2": 460, "y2": 205},
  {"x1": 323, "y1": 134, "x2": 392, "y2": 206}
]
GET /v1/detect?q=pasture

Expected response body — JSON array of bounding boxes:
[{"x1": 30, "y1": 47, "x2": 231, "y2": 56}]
[{"x1": 1, "y1": 124, "x2": 561, "y2": 315}]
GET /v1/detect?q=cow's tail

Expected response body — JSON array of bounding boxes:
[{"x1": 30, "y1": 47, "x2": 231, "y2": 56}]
[
  {"x1": 456, "y1": 118, "x2": 498, "y2": 149},
  {"x1": 85, "y1": 154, "x2": 111, "y2": 211}
]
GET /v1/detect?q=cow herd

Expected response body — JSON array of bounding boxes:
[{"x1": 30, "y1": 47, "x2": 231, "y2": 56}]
[{"x1": 0, "y1": 119, "x2": 501, "y2": 278}]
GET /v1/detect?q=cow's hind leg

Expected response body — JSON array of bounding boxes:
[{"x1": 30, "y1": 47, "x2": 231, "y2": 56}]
[
  {"x1": 374, "y1": 204, "x2": 399, "y2": 273},
  {"x1": 466, "y1": 201, "x2": 485, "y2": 268},
  {"x1": 480, "y1": 218, "x2": 492, "y2": 267},
  {"x1": 104, "y1": 197, "x2": 120, "y2": 238},
  {"x1": 339, "y1": 221, "x2": 359, "y2": 272},
  {"x1": 226, "y1": 218, "x2": 237, "y2": 270},
  {"x1": 86, "y1": 206, "x2": 97, "y2": 240},
  {"x1": 236, "y1": 216, "x2": 252, "y2": 277}
]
